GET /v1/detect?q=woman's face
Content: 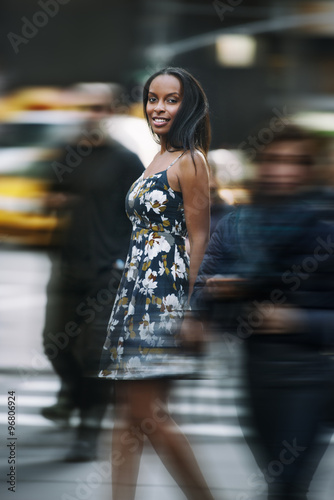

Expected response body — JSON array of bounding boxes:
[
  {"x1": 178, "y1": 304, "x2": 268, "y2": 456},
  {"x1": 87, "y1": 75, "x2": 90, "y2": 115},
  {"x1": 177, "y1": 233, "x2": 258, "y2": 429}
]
[{"x1": 146, "y1": 74, "x2": 183, "y2": 136}]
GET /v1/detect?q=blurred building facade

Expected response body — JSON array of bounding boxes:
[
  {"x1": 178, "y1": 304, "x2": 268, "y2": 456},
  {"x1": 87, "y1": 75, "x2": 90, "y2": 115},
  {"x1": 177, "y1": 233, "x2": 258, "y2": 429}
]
[{"x1": 1, "y1": 0, "x2": 334, "y2": 148}]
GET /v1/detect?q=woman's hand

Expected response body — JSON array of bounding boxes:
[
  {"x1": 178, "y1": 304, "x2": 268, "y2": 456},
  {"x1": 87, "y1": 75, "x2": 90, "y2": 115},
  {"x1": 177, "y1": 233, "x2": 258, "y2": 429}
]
[
  {"x1": 204, "y1": 276, "x2": 247, "y2": 300},
  {"x1": 178, "y1": 313, "x2": 207, "y2": 354},
  {"x1": 252, "y1": 304, "x2": 306, "y2": 334}
]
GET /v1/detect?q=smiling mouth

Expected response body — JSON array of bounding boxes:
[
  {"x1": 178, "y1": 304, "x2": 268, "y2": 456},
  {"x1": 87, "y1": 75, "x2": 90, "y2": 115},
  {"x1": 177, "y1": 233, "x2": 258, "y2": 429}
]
[{"x1": 152, "y1": 117, "x2": 170, "y2": 124}]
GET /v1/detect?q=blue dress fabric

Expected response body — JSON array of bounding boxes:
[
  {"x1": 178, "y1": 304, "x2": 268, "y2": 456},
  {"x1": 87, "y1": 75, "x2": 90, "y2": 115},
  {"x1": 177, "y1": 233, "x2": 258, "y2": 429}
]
[{"x1": 100, "y1": 154, "x2": 197, "y2": 379}]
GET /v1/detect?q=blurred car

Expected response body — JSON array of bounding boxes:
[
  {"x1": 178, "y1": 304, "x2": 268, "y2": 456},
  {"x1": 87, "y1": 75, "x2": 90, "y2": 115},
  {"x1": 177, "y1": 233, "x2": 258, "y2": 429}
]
[{"x1": 0, "y1": 105, "x2": 83, "y2": 246}]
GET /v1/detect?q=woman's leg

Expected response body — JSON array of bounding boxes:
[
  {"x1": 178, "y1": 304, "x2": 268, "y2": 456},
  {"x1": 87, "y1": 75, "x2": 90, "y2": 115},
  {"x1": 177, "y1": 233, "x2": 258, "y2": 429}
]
[
  {"x1": 123, "y1": 379, "x2": 215, "y2": 500},
  {"x1": 111, "y1": 381, "x2": 145, "y2": 500}
]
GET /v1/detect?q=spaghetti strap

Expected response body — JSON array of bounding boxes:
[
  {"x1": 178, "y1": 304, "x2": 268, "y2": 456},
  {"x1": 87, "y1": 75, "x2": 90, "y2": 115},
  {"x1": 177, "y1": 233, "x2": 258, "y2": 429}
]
[{"x1": 166, "y1": 151, "x2": 185, "y2": 170}]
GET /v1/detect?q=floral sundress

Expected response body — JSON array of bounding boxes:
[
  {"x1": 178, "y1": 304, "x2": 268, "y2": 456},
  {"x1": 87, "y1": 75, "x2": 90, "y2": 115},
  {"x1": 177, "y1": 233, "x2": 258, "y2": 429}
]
[{"x1": 99, "y1": 153, "x2": 195, "y2": 379}]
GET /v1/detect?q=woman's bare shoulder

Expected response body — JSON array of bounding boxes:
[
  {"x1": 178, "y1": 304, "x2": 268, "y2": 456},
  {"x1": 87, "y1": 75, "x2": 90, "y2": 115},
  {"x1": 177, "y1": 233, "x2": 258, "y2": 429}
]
[{"x1": 178, "y1": 150, "x2": 209, "y2": 177}]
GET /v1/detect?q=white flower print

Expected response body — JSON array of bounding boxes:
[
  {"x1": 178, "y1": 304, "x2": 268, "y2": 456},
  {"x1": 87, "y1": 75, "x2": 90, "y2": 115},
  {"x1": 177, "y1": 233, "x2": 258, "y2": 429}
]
[
  {"x1": 161, "y1": 294, "x2": 180, "y2": 320},
  {"x1": 127, "y1": 301, "x2": 135, "y2": 316},
  {"x1": 145, "y1": 232, "x2": 171, "y2": 260},
  {"x1": 167, "y1": 187, "x2": 175, "y2": 199},
  {"x1": 102, "y1": 369, "x2": 118, "y2": 380},
  {"x1": 156, "y1": 337, "x2": 165, "y2": 347},
  {"x1": 138, "y1": 313, "x2": 156, "y2": 345},
  {"x1": 159, "y1": 318, "x2": 174, "y2": 334},
  {"x1": 113, "y1": 286, "x2": 129, "y2": 316},
  {"x1": 177, "y1": 284, "x2": 189, "y2": 308},
  {"x1": 127, "y1": 246, "x2": 143, "y2": 281},
  {"x1": 118, "y1": 287, "x2": 127, "y2": 299},
  {"x1": 163, "y1": 183, "x2": 176, "y2": 199},
  {"x1": 128, "y1": 180, "x2": 142, "y2": 203},
  {"x1": 133, "y1": 227, "x2": 148, "y2": 244},
  {"x1": 160, "y1": 215, "x2": 171, "y2": 229},
  {"x1": 140, "y1": 269, "x2": 158, "y2": 296},
  {"x1": 126, "y1": 356, "x2": 142, "y2": 373},
  {"x1": 172, "y1": 220, "x2": 182, "y2": 235},
  {"x1": 108, "y1": 317, "x2": 119, "y2": 333},
  {"x1": 128, "y1": 178, "x2": 154, "y2": 211},
  {"x1": 171, "y1": 246, "x2": 187, "y2": 280},
  {"x1": 117, "y1": 337, "x2": 124, "y2": 358},
  {"x1": 158, "y1": 261, "x2": 165, "y2": 276},
  {"x1": 133, "y1": 280, "x2": 141, "y2": 295},
  {"x1": 145, "y1": 190, "x2": 168, "y2": 214}
]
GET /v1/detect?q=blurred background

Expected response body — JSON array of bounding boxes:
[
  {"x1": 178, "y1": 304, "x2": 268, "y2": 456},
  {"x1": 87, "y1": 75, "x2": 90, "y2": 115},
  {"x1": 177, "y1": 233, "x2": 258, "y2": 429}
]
[
  {"x1": 1, "y1": 0, "x2": 334, "y2": 245},
  {"x1": 1, "y1": 1, "x2": 334, "y2": 499}
]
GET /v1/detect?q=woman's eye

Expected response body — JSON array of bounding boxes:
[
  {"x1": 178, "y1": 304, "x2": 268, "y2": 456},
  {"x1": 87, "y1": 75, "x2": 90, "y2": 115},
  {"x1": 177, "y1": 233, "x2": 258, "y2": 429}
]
[
  {"x1": 148, "y1": 97, "x2": 156, "y2": 103},
  {"x1": 167, "y1": 99, "x2": 177, "y2": 103}
]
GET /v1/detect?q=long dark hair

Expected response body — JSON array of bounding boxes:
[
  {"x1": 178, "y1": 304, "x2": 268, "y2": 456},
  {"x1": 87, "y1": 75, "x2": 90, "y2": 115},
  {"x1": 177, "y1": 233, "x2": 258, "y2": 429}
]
[{"x1": 143, "y1": 67, "x2": 211, "y2": 158}]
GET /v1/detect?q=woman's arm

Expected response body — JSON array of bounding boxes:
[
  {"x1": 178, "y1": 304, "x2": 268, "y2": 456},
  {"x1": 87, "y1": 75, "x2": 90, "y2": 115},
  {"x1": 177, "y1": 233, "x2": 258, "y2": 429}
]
[{"x1": 177, "y1": 152, "x2": 210, "y2": 298}]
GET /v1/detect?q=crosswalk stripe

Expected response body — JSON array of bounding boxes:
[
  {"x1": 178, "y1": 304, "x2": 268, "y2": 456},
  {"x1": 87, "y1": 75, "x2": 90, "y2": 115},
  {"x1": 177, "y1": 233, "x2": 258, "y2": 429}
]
[
  {"x1": 0, "y1": 413, "x2": 247, "y2": 438},
  {"x1": 172, "y1": 387, "x2": 238, "y2": 399},
  {"x1": 0, "y1": 374, "x2": 250, "y2": 439},
  {"x1": 169, "y1": 402, "x2": 245, "y2": 417},
  {"x1": 19, "y1": 380, "x2": 61, "y2": 391},
  {"x1": 0, "y1": 400, "x2": 244, "y2": 417},
  {"x1": 0, "y1": 395, "x2": 56, "y2": 407}
]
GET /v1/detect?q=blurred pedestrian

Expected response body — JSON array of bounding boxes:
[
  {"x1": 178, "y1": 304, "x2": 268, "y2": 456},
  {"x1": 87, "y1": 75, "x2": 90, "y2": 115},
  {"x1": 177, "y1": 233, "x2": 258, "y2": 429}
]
[
  {"x1": 41, "y1": 83, "x2": 144, "y2": 461},
  {"x1": 190, "y1": 125, "x2": 334, "y2": 499},
  {"x1": 185, "y1": 155, "x2": 233, "y2": 255},
  {"x1": 99, "y1": 67, "x2": 215, "y2": 500},
  {"x1": 208, "y1": 160, "x2": 234, "y2": 235}
]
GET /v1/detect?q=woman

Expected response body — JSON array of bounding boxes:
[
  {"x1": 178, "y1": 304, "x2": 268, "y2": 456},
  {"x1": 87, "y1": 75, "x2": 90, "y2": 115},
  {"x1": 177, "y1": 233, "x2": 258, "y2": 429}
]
[{"x1": 100, "y1": 67, "x2": 214, "y2": 500}]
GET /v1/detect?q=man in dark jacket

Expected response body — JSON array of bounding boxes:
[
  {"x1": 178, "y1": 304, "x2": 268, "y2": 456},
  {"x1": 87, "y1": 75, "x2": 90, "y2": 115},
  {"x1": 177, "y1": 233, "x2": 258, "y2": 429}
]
[
  {"x1": 41, "y1": 84, "x2": 144, "y2": 461},
  {"x1": 189, "y1": 126, "x2": 334, "y2": 499}
]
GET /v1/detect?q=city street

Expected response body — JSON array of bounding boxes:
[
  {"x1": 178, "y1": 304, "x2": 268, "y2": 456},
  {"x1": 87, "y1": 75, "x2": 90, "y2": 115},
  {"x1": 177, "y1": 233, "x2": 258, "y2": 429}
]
[
  {"x1": 1, "y1": 247, "x2": 334, "y2": 500},
  {"x1": 1, "y1": 0, "x2": 334, "y2": 498}
]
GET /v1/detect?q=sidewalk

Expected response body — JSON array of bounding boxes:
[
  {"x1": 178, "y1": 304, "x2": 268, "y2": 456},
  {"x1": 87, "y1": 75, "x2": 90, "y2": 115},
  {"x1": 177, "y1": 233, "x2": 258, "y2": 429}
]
[
  {"x1": 1, "y1": 248, "x2": 334, "y2": 499},
  {"x1": 2, "y1": 368, "x2": 334, "y2": 500},
  {"x1": 0, "y1": 370, "x2": 259, "y2": 500}
]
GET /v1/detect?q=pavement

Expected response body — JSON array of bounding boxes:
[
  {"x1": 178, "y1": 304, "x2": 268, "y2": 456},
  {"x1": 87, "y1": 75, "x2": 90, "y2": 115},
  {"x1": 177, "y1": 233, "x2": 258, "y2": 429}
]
[{"x1": 1, "y1": 247, "x2": 334, "y2": 500}]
